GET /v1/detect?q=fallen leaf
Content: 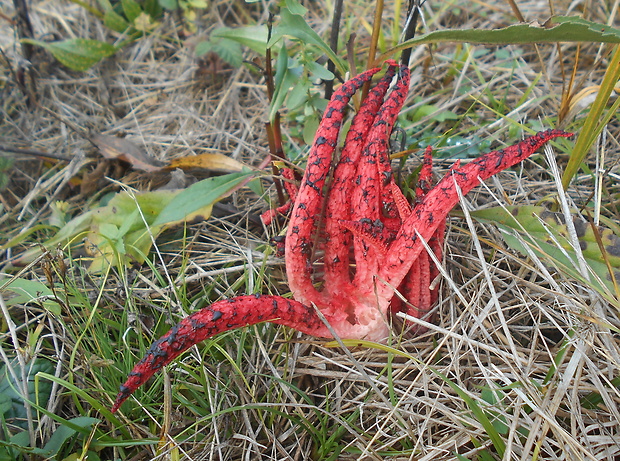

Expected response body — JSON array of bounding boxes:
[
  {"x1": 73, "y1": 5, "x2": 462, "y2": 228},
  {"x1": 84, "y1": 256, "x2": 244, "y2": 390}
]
[
  {"x1": 166, "y1": 152, "x2": 246, "y2": 172},
  {"x1": 91, "y1": 133, "x2": 164, "y2": 172}
]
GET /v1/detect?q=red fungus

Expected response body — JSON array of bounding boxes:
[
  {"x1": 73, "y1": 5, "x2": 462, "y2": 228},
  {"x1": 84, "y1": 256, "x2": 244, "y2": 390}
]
[{"x1": 111, "y1": 61, "x2": 572, "y2": 412}]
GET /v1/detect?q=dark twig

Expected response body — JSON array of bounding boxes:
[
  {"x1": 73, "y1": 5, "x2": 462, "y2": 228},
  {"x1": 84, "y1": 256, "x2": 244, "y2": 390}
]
[
  {"x1": 265, "y1": 12, "x2": 286, "y2": 207},
  {"x1": 400, "y1": 0, "x2": 423, "y2": 67},
  {"x1": 12, "y1": 0, "x2": 34, "y2": 61},
  {"x1": 0, "y1": 144, "x2": 72, "y2": 162},
  {"x1": 324, "y1": 0, "x2": 344, "y2": 100}
]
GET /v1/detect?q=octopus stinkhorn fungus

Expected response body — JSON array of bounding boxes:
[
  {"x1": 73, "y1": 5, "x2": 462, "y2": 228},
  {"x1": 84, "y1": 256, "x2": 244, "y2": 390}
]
[{"x1": 111, "y1": 60, "x2": 572, "y2": 412}]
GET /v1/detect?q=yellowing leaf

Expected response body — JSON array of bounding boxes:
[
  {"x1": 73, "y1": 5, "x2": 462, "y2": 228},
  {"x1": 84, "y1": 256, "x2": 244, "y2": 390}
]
[
  {"x1": 166, "y1": 153, "x2": 245, "y2": 172},
  {"x1": 9, "y1": 172, "x2": 256, "y2": 272}
]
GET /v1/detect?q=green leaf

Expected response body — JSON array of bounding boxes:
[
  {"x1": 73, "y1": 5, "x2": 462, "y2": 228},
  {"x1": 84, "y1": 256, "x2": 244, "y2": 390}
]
[
  {"x1": 103, "y1": 9, "x2": 131, "y2": 33},
  {"x1": 158, "y1": 0, "x2": 177, "y2": 8},
  {"x1": 284, "y1": 0, "x2": 307, "y2": 16},
  {"x1": 196, "y1": 37, "x2": 243, "y2": 67},
  {"x1": 268, "y1": 44, "x2": 297, "y2": 122},
  {"x1": 211, "y1": 25, "x2": 268, "y2": 55},
  {"x1": 0, "y1": 358, "x2": 54, "y2": 430},
  {"x1": 269, "y1": 9, "x2": 346, "y2": 75},
  {"x1": 11, "y1": 173, "x2": 254, "y2": 272},
  {"x1": 305, "y1": 60, "x2": 334, "y2": 81},
  {"x1": 2, "y1": 279, "x2": 61, "y2": 316},
  {"x1": 153, "y1": 171, "x2": 255, "y2": 226},
  {"x1": 286, "y1": 77, "x2": 311, "y2": 111},
  {"x1": 21, "y1": 39, "x2": 117, "y2": 71},
  {"x1": 302, "y1": 113, "x2": 320, "y2": 145},
  {"x1": 41, "y1": 417, "x2": 99, "y2": 458},
  {"x1": 121, "y1": 0, "x2": 143, "y2": 22},
  {"x1": 86, "y1": 189, "x2": 178, "y2": 272},
  {"x1": 385, "y1": 16, "x2": 620, "y2": 62}
]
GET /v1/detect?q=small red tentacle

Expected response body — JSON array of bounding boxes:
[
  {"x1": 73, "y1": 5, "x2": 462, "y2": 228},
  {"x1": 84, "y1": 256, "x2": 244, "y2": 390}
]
[
  {"x1": 416, "y1": 146, "x2": 434, "y2": 199},
  {"x1": 388, "y1": 181, "x2": 412, "y2": 220}
]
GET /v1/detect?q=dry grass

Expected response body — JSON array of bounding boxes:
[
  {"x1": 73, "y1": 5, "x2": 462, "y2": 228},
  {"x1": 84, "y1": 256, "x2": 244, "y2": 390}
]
[{"x1": 1, "y1": 0, "x2": 620, "y2": 459}]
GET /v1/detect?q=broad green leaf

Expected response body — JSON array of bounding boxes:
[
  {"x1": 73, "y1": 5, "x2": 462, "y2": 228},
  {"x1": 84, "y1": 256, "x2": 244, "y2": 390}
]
[
  {"x1": 211, "y1": 25, "x2": 269, "y2": 55},
  {"x1": 0, "y1": 358, "x2": 54, "y2": 430},
  {"x1": 305, "y1": 60, "x2": 334, "y2": 81},
  {"x1": 384, "y1": 16, "x2": 620, "y2": 62},
  {"x1": 86, "y1": 190, "x2": 178, "y2": 272},
  {"x1": 284, "y1": 0, "x2": 307, "y2": 16},
  {"x1": 158, "y1": 0, "x2": 177, "y2": 9},
  {"x1": 121, "y1": 0, "x2": 142, "y2": 22},
  {"x1": 21, "y1": 39, "x2": 117, "y2": 71},
  {"x1": 41, "y1": 417, "x2": 99, "y2": 458},
  {"x1": 196, "y1": 37, "x2": 243, "y2": 67},
  {"x1": 470, "y1": 205, "x2": 620, "y2": 299},
  {"x1": 11, "y1": 173, "x2": 251, "y2": 272},
  {"x1": 302, "y1": 113, "x2": 320, "y2": 145},
  {"x1": 0, "y1": 431, "x2": 49, "y2": 457},
  {"x1": 103, "y1": 9, "x2": 131, "y2": 33},
  {"x1": 286, "y1": 77, "x2": 311, "y2": 111},
  {"x1": 153, "y1": 171, "x2": 254, "y2": 226},
  {"x1": 1, "y1": 279, "x2": 61, "y2": 316},
  {"x1": 269, "y1": 9, "x2": 346, "y2": 75}
]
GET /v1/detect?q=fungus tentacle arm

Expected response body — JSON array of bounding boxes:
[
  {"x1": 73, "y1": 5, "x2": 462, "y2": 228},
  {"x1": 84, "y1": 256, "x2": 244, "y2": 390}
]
[
  {"x1": 285, "y1": 67, "x2": 382, "y2": 306},
  {"x1": 324, "y1": 63, "x2": 398, "y2": 292},
  {"x1": 111, "y1": 295, "x2": 329, "y2": 412},
  {"x1": 379, "y1": 129, "x2": 573, "y2": 293}
]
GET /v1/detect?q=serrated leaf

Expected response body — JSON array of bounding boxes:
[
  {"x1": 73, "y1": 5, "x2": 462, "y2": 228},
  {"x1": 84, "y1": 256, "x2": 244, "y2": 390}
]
[
  {"x1": 211, "y1": 39, "x2": 243, "y2": 67},
  {"x1": 196, "y1": 36, "x2": 243, "y2": 67},
  {"x1": 22, "y1": 39, "x2": 117, "y2": 71},
  {"x1": 195, "y1": 40, "x2": 214, "y2": 56}
]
